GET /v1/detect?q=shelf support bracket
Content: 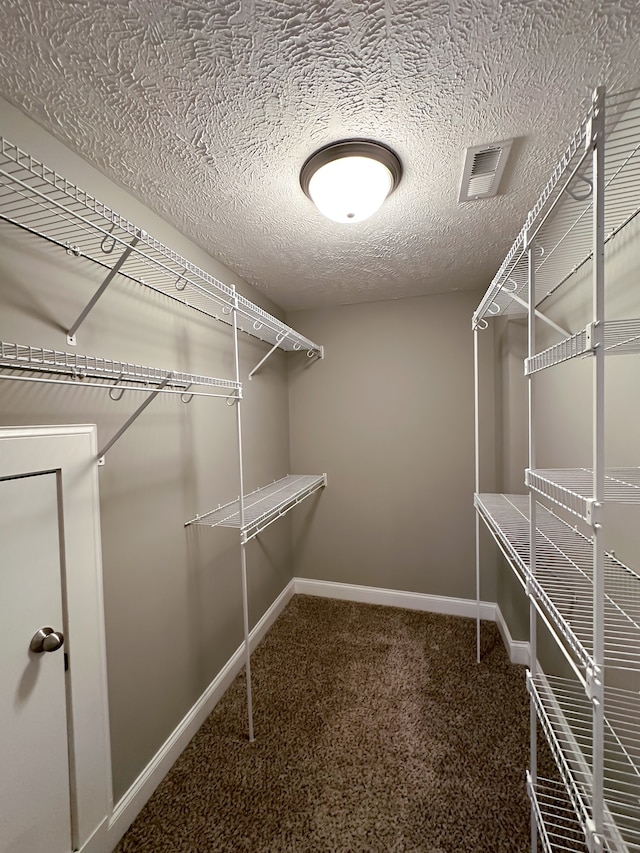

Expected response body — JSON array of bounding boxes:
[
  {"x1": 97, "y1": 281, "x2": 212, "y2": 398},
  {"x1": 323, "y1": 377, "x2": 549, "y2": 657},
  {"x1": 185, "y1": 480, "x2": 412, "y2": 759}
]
[
  {"x1": 506, "y1": 290, "x2": 571, "y2": 337},
  {"x1": 97, "y1": 374, "x2": 172, "y2": 465},
  {"x1": 585, "y1": 498, "x2": 602, "y2": 528},
  {"x1": 248, "y1": 332, "x2": 289, "y2": 380},
  {"x1": 585, "y1": 664, "x2": 603, "y2": 705},
  {"x1": 67, "y1": 233, "x2": 140, "y2": 345}
]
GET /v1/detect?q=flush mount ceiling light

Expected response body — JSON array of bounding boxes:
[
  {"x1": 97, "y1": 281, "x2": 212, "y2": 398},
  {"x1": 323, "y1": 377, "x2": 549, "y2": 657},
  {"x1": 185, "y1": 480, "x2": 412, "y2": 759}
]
[{"x1": 300, "y1": 140, "x2": 402, "y2": 224}]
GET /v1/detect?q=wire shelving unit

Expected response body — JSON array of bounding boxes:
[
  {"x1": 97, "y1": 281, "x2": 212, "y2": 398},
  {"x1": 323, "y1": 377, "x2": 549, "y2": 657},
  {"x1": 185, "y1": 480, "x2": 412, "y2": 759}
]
[
  {"x1": 0, "y1": 341, "x2": 238, "y2": 396},
  {"x1": 529, "y1": 672, "x2": 640, "y2": 852},
  {"x1": 0, "y1": 137, "x2": 327, "y2": 744},
  {"x1": 526, "y1": 469, "x2": 640, "y2": 523},
  {"x1": 473, "y1": 85, "x2": 640, "y2": 853}
]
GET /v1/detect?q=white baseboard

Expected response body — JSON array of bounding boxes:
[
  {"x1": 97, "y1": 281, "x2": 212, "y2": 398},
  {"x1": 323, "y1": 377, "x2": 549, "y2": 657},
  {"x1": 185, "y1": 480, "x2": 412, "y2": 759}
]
[
  {"x1": 495, "y1": 604, "x2": 531, "y2": 666},
  {"x1": 77, "y1": 817, "x2": 108, "y2": 853},
  {"x1": 293, "y1": 577, "x2": 497, "y2": 621},
  {"x1": 102, "y1": 578, "x2": 296, "y2": 853}
]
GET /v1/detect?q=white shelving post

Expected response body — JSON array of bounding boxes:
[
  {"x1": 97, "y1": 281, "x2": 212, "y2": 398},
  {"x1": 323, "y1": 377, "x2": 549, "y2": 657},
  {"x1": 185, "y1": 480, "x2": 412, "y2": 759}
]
[
  {"x1": 589, "y1": 84, "x2": 606, "y2": 853},
  {"x1": 474, "y1": 325, "x2": 481, "y2": 663},
  {"x1": 231, "y1": 287, "x2": 254, "y2": 743},
  {"x1": 526, "y1": 225, "x2": 539, "y2": 853}
]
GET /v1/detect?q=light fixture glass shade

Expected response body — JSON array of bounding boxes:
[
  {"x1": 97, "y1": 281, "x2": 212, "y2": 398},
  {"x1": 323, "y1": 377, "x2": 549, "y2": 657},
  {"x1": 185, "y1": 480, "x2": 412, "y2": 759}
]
[
  {"x1": 308, "y1": 156, "x2": 392, "y2": 223},
  {"x1": 300, "y1": 140, "x2": 401, "y2": 224}
]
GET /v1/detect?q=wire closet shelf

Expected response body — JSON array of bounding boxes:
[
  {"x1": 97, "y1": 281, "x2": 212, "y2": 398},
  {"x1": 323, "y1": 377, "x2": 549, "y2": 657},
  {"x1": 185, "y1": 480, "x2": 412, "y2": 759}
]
[
  {"x1": 525, "y1": 318, "x2": 640, "y2": 374},
  {"x1": 527, "y1": 772, "x2": 585, "y2": 853},
  {"x1": 475, "y1": 494, "x2": 640, "y2": 674},
  {"x1": 473, "y1": 87, "x2": 640, "y2": 328},
  {"x1": 0, "y1": 341, "x2": 240, "y2": 398},
  {"x1": 527, "y1": 774, "x2": 592, "y2": 853},
  {"x1": 529, "y1": 671, "x2": 640, "y2": 853},
  {"x1": 525, "y1": 468, "x2": 640, "y2": 523},
  {"x1": 185, "y1": 474, "x2": 326, "y2": 543},
  {"x1": 0, "y1": 137, "x2": 323, "y2": 358}
]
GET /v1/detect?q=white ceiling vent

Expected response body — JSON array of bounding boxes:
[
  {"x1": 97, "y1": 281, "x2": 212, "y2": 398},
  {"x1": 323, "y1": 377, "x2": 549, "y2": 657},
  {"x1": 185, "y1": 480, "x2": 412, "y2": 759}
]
[{"x1": 458, "y1": 138, "x2": 514, "y2": 202}]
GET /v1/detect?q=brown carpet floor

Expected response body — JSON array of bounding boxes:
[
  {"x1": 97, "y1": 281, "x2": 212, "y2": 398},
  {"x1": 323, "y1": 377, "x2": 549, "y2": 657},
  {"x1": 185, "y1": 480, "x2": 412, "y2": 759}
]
[{"x1": 115, "y1": 595, "x2": 543, "y2": 852}]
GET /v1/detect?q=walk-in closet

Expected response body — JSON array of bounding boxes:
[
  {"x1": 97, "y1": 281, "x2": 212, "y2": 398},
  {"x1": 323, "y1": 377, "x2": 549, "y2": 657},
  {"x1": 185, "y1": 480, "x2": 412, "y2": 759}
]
[{"x1": 1, "y1": 2, "x2": 639, "y2": 852}]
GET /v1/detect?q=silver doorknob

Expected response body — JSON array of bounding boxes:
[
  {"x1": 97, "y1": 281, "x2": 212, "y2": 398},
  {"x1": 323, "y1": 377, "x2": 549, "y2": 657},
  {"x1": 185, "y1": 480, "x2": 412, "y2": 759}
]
[{"x1": 30, "y1": 626, "x2": 64, "y2": 654}]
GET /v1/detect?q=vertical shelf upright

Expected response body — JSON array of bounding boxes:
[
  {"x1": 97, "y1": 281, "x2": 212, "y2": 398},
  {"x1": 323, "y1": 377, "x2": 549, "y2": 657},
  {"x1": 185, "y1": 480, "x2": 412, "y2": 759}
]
[
  {"x1": 473, "y1": 86, "x2": 640, "y2": 852},
  {"x1": 232, "y1": 288, "x2": 254, "y2": 742}
]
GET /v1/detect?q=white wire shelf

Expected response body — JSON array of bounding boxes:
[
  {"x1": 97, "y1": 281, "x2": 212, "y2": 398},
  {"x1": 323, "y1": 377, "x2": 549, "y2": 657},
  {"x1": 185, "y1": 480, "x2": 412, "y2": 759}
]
[
  {"x1": 527, "y1": 672, "x2": 593, "y2": 847},
  {"x1": 0, "y1": 340, "x2": 240, "y2": 397},
  {"x1": 0, "y1": 137, "x2": 323, "y2": 358},
  {"x1": 185, "y1": 474, "x2": 326, "y2": 543},
  {"x1": 0, "y1": 340, "x2": 240, "y2": 463},
  {"x1": 525, "y1": 319, "x2": 640, "y2": 374},
  {"x1": 529, "y1": 671, "x2": 640, "y2": 853},
  {"x1": 526, "y1": 469, "x2": 640, "y2": 521},
  {"x1": 473, "y1": 97, "x2": 593, "y2": 325},
  {"x1": 475, "y1": 494, "x2": 640, "y2": 672},
  {"x1": 474, "y1": 87, "x2": 640, "y2": 326},
  {"x1": 527, "y1": 773, "x2": 589, "y2": 853}
]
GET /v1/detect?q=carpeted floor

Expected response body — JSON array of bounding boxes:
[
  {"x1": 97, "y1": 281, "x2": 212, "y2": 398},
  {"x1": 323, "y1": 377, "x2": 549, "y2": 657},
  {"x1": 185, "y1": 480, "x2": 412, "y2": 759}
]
[{"x1": 115, "y1": 595, "x2": 542, "y2": 852}]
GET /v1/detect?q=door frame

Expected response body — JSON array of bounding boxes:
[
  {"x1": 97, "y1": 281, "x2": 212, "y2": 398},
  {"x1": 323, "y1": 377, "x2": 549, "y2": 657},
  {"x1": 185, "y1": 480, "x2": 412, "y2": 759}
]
[{"x1": 0, "y1": 424, "x2": 111, "y2": 851}]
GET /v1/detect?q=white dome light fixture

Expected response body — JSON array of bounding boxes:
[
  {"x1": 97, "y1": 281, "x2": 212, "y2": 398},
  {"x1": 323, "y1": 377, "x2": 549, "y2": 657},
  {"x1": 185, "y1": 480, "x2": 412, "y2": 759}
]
[{"x1": 300, "y1": 140, "x2": 402, "y2": 224}]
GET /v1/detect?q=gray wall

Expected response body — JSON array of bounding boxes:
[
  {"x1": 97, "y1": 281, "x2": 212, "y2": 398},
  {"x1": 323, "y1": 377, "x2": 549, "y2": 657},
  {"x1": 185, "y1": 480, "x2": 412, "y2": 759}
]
[
  {"x1": 287, "y1": 291, "x2": 498, "y2": 604},
  {"x1": 0, "y1": 98, "x2": 296, "y2": 800},
  {"x1": 491, "y1": 316, "x2": 530, "y2": 644}
]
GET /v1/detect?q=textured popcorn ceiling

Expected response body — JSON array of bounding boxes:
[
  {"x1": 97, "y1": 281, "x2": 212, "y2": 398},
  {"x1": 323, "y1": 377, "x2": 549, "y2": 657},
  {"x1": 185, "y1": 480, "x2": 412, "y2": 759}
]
[{"x1": 1, "y1": 1, "x2": 640, "y2": 311}]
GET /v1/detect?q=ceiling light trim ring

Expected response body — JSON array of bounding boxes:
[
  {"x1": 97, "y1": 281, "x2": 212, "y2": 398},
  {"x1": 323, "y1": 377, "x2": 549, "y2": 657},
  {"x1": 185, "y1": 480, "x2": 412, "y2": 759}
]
[{"x1": 300, "y1": 139, "x2": 402, "y2": 199}]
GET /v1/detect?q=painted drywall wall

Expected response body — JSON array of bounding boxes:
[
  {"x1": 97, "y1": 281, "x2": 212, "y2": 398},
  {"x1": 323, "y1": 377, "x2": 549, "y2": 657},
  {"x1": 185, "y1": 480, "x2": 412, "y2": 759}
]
[
  {"x1": 0, "y1": 98, "x2": 297, "y2": 801},
  {"x1": 490, "y1": 317, "x2": 529, "y2": 645},
  {"x1": 287, "y1": 291, "x2": 498, "y2": 603}
]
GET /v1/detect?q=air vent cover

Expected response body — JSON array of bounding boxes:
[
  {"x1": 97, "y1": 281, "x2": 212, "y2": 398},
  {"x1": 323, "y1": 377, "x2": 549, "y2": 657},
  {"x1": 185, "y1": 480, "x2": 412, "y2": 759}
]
[{"x1": 459, "y1": 138, "x2": 514, "y2": 202}]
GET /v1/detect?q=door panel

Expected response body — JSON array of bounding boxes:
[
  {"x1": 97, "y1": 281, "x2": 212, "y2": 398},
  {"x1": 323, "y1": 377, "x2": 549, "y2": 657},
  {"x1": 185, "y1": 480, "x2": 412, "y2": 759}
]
[{"x1": 0, "y1": 473, "x2": 72, "y2": 853}]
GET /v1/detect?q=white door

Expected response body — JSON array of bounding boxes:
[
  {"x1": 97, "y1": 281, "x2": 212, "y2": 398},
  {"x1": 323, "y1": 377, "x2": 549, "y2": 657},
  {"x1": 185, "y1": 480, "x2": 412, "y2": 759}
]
[{"x1": 0, "y1": 472, "x2": 73, "y2": 853}]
